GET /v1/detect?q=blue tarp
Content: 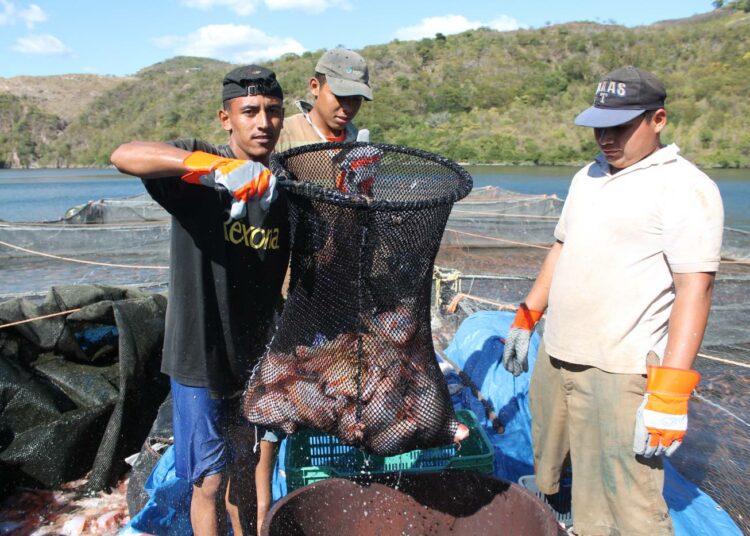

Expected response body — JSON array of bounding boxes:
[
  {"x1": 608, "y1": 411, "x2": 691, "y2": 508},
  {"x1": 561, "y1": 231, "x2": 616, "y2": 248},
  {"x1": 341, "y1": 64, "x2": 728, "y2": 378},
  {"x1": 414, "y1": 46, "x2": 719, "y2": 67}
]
[
  {"x1": 122, "y1": 310, "x2": 741, "y2": 535},
  {"x1": 442, "y1": 310, "x2": 741, "y2": 536},
  {"x1": 120, "y1": 446, "x2": 192, "y2": 535}
]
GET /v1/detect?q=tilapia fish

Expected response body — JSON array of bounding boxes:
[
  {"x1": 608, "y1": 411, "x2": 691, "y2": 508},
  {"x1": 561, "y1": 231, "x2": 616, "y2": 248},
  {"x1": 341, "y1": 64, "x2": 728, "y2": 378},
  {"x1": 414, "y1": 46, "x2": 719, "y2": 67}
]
[{"x1": 241, "y1": 307, "x2": 469, "y2": 455}]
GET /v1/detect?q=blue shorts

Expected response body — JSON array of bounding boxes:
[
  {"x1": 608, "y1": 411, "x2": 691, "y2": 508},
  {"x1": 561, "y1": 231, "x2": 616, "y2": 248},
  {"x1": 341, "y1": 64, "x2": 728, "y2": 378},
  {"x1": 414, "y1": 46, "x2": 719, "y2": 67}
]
[{"x1": 171, "y1": 379, "x2": 283, "y2": 484}]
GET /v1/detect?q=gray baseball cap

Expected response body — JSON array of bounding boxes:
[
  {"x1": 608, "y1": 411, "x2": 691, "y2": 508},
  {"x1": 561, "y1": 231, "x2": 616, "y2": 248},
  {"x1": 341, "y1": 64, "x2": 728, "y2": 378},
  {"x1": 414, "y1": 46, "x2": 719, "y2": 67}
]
[{"x1": 315, "y1": 48, "x2": 373, "y2": 101}]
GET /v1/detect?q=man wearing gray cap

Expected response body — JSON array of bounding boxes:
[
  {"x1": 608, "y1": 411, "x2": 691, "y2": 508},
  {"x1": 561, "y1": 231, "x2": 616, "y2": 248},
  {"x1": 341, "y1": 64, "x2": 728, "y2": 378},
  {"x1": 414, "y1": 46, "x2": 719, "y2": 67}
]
[
  {"x1": 276, "y1": 47, "x2": 373, "y2": 151},
  {"x1": 501, "y1": 66, "x2": 724, "y2": 535}
]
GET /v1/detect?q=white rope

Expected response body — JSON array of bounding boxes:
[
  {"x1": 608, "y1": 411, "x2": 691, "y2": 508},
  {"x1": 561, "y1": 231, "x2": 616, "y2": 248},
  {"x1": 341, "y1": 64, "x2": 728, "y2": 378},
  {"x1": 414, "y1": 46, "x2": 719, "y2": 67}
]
[
  {"x1": 444, "y1": 227, "x2": 552, "y2": 250},
  {"x1": 693, "y1": 392, "x2": 750, "y2": 428},
  {"x1": 697, "y1": 352, "x2": 750, "y2": 368},
  {"x1": 450, "y1": 208, "x2": 559, "y2": 220},
  {"x1": 0, "y1": 239, "x2": 168, "y2": 270}
]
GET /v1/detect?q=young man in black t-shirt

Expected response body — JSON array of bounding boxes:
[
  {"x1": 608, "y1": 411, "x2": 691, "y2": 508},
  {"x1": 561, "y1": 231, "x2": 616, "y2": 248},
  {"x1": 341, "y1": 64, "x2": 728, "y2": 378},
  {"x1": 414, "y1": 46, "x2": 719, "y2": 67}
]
[{"x1": 111, "y1": 65, "x2": 289, "y2": 536}]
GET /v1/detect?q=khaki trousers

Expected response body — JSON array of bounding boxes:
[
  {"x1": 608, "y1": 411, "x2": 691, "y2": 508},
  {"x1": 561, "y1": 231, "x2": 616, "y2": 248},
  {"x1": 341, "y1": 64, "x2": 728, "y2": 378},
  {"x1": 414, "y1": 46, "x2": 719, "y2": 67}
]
[{"x1": 529, "y1": 343, "x2": 673, "y2": 536}]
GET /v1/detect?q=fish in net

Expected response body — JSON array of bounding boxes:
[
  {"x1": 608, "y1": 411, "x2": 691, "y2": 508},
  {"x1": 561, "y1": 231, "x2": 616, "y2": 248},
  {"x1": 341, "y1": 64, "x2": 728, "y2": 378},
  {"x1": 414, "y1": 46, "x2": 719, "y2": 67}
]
[{"x1": 241, "y1": 142, "x2": 473, "y2": 456}]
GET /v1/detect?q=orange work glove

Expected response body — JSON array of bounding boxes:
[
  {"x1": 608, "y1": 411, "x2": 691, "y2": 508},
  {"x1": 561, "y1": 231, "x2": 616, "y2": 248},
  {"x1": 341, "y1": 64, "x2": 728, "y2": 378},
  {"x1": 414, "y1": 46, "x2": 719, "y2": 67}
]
[
  {"x1": 501, "y1": 303, "x2": 544, "y2": 376},
  {"x1": 182, "y1": 151, "x2": 276, "y2": 218},
  {"x1": 633, "y1": 366, "x2": 701, "y2": 458},
  {"x1": 335, "y1": 145, "x2": 383, "y2": 195}
]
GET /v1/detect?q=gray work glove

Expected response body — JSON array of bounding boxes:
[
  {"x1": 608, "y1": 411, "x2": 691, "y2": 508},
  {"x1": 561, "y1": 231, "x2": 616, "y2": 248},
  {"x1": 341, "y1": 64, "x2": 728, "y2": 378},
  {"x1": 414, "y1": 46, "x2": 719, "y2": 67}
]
[{"x1": 502, "y1": 303, "x2": 543, "y2": 377}]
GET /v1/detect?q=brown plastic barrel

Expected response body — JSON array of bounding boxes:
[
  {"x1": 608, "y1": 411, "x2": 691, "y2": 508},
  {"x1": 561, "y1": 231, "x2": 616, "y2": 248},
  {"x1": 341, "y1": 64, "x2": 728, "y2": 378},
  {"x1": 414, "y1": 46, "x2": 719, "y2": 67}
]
[{"x1": 260, "y1": 471, "x2": 560, "y2": 535}]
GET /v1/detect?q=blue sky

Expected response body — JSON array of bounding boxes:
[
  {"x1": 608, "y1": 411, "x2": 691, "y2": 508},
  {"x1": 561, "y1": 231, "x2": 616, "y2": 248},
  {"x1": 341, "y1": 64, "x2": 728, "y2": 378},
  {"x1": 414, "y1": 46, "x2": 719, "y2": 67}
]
[{"x1": 0, "y1": 0, "x2": 717, "y2": 77}]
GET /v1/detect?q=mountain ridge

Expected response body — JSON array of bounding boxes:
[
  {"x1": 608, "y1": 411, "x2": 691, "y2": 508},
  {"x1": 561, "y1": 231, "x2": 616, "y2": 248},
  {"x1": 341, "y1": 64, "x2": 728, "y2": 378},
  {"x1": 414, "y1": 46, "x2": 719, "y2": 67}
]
[{"x1": 1, "y1": 6, "x2": 748, "y2": 168}]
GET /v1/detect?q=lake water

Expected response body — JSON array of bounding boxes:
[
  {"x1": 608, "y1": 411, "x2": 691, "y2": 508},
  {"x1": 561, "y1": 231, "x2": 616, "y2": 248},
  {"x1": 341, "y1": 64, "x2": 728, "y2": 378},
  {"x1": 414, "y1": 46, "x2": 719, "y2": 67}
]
[
  {"x1": 465, "y1": 165, "x2": 750, "y2": 232},
  {"x1": 0, "y1": 168, "x2": 144, "y2": 223},
  {"x1": 1, "y1": 166, "x2": 749, "y2": 230}
]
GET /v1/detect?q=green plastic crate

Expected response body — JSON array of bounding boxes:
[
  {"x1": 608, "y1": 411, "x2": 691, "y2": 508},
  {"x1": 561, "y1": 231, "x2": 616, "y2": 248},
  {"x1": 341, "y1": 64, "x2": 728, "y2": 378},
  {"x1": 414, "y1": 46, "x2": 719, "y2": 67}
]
[{"x1": 284, "y1": 409, "x2": 494, "y2": 492}]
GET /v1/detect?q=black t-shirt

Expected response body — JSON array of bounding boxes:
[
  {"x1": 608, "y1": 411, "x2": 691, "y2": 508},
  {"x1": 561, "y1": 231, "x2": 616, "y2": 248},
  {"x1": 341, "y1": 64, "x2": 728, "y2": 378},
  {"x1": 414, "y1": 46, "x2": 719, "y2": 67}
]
[{"x1": 142, "y1": 138, "x2": 290, "y2": 397}]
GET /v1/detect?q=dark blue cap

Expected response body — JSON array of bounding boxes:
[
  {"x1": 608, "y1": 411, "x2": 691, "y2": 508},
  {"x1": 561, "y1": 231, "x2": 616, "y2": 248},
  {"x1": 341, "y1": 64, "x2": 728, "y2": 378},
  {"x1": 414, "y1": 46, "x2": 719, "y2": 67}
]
[
  {"x1": 222, "y1": 64, "x2": 283, "y2": 102},
  {"x1": 575, "y1": 66, "x2": 666, "y2": 128}
]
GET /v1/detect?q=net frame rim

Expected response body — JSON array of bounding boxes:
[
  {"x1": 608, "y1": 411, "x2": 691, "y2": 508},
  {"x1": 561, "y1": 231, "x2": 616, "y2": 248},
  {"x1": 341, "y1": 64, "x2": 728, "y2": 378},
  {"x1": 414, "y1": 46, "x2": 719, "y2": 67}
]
[{"x1": 271, "y1": 142, "x2": 473, "y2": 210}]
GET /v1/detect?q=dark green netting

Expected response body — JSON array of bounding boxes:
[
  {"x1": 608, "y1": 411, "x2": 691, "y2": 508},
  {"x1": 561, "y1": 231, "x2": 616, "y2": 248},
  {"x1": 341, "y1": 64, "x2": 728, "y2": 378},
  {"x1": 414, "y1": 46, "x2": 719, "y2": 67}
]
[{"x1": 0, "y1": 285, "x2": 169, "y2": 497}]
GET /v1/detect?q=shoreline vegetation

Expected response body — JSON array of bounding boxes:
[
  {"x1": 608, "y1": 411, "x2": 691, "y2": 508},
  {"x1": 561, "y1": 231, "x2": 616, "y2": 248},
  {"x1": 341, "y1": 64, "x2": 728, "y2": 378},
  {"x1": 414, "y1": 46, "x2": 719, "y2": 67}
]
[
  {"x1": 1, "y1": 4, "x2": 749, "y2": 170},
  {"x1": 2, "y1": 160, "x2": 745, "y2": 172},
  {"x1": 3, "y1": 159, "x2": 747, "y2": 172}
]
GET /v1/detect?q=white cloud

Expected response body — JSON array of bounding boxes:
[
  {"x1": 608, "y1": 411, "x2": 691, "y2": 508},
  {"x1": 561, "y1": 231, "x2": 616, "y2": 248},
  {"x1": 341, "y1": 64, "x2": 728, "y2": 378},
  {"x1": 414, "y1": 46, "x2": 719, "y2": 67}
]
[
  {"x1": 0, "y1": 1, "x2": 47, "y2": 27},
  {"x1": 488, "y1": 14, "x2": 525, "y2": 32},
  {"x1": 394, "y1": 13, "x2": 525, "y2": 41},
  {"x1": 264, "y1": 0, "x2": 351, "y2": 13},
  {"x1": 20, "y1": 3, "x2": 45, "y2": 27},
  {"x1": 12, "y1": 33, "x2": 70, "y2": 55},
  {"x1": 154, "y1": 24, "x2": 305, "y2": 63},
  {"x1": 0, "y1": 0, "x2": 15, "y2": 25},
  {"x1": 181, "y1": 0, "x2": 349, "y2": 15},
  {"x1": 395, "y1": 15, "x2": 481, "y2": 41},
  {"x1": 181, "y1": 0, "x2": 260, "y2": 16}
]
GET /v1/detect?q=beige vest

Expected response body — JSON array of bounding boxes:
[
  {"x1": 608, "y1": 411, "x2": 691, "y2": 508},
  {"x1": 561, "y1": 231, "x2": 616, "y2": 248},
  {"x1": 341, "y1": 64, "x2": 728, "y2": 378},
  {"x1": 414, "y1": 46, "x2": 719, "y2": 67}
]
[{"x1": 276, "y1": 101, "x2": 358, "y2": 153}]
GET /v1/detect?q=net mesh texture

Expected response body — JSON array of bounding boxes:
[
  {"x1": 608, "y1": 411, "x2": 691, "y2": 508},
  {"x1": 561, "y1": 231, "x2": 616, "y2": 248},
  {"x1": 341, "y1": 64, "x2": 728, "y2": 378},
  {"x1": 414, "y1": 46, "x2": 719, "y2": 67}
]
[{"x1": 241, "y1": 143, "x2": 472, "y2": 456}]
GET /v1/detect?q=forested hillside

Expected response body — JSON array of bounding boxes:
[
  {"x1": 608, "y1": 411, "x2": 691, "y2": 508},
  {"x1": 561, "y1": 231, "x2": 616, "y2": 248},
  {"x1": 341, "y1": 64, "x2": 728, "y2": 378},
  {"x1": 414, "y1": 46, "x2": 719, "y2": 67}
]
[{"x1": 1, "y1": 4, "x2": 748, "y2": 168}]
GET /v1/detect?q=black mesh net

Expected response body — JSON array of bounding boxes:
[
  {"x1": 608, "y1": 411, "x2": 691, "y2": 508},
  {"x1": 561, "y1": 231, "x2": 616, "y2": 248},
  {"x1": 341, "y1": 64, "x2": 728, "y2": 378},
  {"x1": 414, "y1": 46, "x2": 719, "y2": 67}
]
[{"x1": 241, "y1": 143, "x2": 473, "y2": 456}]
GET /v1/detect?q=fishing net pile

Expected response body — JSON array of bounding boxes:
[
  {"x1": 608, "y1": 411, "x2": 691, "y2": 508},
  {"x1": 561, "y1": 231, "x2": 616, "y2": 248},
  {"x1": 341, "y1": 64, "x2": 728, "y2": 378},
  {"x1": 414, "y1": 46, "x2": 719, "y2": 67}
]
[
  {"x1": 241, "y1": 142, "x2": 472, "y2": 456},
  {"x1": 62, "y1": 193, "x2": 169, "y2": 224},
  {"x1": 0, "y1": 285, "x2": 169, "y2": 498}
]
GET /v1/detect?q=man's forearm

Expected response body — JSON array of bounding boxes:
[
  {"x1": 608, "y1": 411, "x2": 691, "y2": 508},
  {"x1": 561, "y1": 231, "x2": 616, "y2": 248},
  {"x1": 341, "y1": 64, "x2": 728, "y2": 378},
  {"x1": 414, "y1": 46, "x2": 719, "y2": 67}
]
[
  {"x1": 662, "y1": 272, "x2": 716, "y2": 369},
  {"x1": 523, "y1": 240, "x2": 563, "y2": 312},
  {"x1": 111, "y1": 141, "x2": 192, "y2": 179}
]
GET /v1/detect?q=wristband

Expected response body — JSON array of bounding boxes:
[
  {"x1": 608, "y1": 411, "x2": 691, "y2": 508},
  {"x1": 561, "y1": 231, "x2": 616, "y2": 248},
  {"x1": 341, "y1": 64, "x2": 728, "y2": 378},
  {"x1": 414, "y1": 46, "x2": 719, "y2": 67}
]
[{"x1": 511, "y1": 303, "x2": 544, "y2": 330}]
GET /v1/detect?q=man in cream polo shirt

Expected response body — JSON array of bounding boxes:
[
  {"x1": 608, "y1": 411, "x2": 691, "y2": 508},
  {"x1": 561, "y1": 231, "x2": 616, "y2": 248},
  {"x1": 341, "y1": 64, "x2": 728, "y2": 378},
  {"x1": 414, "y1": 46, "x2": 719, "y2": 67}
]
[{"x1": 501, "y1": 66, "x2": 724, "y2": 535}]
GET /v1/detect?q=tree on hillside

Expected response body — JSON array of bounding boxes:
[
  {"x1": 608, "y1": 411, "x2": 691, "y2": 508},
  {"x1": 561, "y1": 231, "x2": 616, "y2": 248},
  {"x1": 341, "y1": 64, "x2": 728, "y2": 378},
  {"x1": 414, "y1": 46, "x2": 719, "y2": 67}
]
[{"x1": 714, "y1": 0, "x2": 750, "y2": 11}]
